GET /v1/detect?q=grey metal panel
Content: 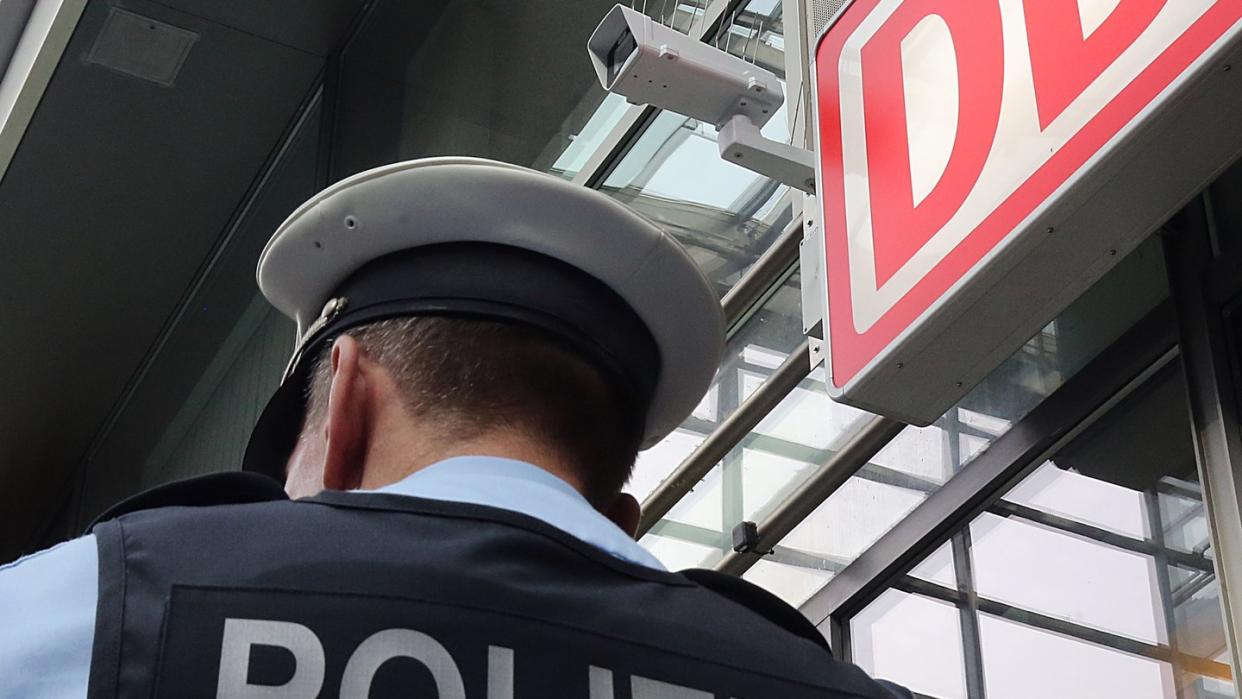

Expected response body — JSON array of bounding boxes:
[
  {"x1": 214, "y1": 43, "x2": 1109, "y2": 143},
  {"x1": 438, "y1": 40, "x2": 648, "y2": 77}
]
[
  {"x1": 0, "y1": 0, "x2": 36, "y2": 72},
  {"x1": 145, "y1": 0, "x2": 368, "y2": 57},
  {"x1": 806, "y1": 0, "x2": 846, "y2": 45},
  {"x1": 72, "y1": 86, "x2": 322, "y2": 528},
  {"x1": 0, "y1": 0, "x2": 326, "y2": 558}
]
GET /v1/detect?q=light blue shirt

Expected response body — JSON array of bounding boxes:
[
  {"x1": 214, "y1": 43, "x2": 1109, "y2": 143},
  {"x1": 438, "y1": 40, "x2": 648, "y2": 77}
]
[{"x1": 0, "y1": 456, "x2": 662, "y2": 698}]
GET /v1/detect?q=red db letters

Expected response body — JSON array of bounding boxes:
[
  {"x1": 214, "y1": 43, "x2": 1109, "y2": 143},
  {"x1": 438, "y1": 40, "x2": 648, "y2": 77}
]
[{"x1": 815, "y1": 0, "x2": 1238, "y2": 390}]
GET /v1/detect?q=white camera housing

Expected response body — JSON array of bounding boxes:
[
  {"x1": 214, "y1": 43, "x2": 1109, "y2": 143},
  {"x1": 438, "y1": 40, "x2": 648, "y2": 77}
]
[
  {"x1": 587, "y1": 5, "x2": 783, "y2": 129},
  {"x1": 587, "y1": 5, "x2": 815, "y2": 193}
]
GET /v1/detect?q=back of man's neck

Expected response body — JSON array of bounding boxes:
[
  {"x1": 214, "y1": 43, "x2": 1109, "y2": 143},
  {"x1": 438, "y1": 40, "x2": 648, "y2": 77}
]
[{"x1": 357, "y1": 430, "x2": 586, "y2": 499}]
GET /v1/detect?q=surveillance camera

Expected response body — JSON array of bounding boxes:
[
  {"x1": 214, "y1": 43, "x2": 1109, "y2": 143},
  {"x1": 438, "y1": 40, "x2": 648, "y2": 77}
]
[{"x1": 587, "y1": 5, "x2": 784, "y2": 130}]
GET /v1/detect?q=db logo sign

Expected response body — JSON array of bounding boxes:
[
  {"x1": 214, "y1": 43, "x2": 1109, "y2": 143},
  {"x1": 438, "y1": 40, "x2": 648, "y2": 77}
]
[{"x1": 814, "y1": 0, "x2": 1242, "y2": 420}]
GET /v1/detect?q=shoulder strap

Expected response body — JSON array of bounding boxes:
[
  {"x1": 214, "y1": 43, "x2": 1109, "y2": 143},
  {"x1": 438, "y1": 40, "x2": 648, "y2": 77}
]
[
  {"x1": 86, "y1": 471, "x2": 289, "y2": 533},
  {"x1": 679, "y1": 568, "x2": 833, "y2": 655}
]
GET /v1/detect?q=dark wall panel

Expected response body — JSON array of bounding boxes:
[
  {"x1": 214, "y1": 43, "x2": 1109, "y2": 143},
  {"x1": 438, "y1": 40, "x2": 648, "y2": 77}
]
[{"x1": 0, "y1": 0, "x2": 323, "y2": 560}]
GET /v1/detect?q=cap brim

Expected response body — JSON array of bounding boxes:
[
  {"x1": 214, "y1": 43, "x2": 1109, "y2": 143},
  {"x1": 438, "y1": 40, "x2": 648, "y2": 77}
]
[{"x1": 241, "y1": 374, "x2": 306, "y2": 483}]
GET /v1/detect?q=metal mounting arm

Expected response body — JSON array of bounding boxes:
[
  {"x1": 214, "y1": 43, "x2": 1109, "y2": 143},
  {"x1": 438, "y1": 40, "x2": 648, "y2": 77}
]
[{"x1": 717, "y1": 114, "x2": 817, "y2": 194}]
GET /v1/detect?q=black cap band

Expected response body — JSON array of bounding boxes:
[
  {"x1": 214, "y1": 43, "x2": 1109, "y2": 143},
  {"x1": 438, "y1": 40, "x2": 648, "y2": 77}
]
[{"x1": 243, "y1": 243, "x2": 662, "y2": 480}]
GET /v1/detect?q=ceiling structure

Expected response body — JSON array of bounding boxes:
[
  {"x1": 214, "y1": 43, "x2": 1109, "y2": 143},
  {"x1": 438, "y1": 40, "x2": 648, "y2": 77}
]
[{"x1": 0, "y1": 0, "x2": 621, "y2": 562}]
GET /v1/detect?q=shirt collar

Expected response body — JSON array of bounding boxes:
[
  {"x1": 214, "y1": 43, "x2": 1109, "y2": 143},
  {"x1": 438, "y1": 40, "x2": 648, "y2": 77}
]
[{"x1": 365, "y1": 456, "x2": 665, "y2": 570}]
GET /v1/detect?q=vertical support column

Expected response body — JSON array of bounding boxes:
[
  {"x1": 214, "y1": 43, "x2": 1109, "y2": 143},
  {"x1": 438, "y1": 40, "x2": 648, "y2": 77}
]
[
  {"x1": 951, "y1": 530, "x2": 987, "y2": 699},
  {"x1": 1147, "y1": 489, "x2": 1187, "y2": 698},
  {"x1": 828, "y1": 613, "x2": 851, "y2": 661},
  {"x1": 945, "y1": 406, "x2": 986, "y2": 699},
  {"x1": 720, "y1": 358, "x2": 746, "y2": 554},
  {"x1": 1165, "y1": 198, "x2": 1242, "y2": 692}
]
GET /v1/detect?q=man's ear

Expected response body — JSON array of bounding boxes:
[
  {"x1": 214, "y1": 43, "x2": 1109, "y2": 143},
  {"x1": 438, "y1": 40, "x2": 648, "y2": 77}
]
[
  {"x1": 321, "y1": 335, "x2": 369, "y2": 491},
  {"x1": 602, "y1": 493, "x2": 642, "y2": 539}
]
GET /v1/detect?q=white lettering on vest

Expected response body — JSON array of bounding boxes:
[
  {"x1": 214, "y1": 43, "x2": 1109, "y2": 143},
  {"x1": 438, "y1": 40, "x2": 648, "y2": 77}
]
[
  {"x1": 632, "y1": 676, "x2": 716, "y2": 699},
  {"x1": 589, "y1": 666, "x2": 718, "y2": 699},
  {"x1": 214, "y1": 619, "x2": 726, "y2": 697},
  {"x1": 339, "y1": 628, "x2": 466, "y2": 699},
  {"x1": 487, "y1": 646, "x2": 514, "y2": 699},
  {"x1": 589, "y1": 666, "x2": 615, "y2": 699},
  {"x1": 216, "y1": 618, "x2": 326, "y2": 699}
]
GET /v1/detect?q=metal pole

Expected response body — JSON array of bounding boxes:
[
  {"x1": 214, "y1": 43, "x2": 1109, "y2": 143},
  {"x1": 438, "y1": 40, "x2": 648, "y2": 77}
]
[
  {"x1": 638, "y1": 340, "x2": 813, "y2": 536},
  {"x1": 1166, "y1": 198, "x2": 1242, "y2": 691},
  {"x1": 952, "y1": 529, "x2": 988, "y2": 699},
  {"x1": 714, "y1": 414, "x2": 906, "y2": 575},
  {"x1": 721, "y1": 218, "x2": 802, "y2": 333},
  {"x1": 1148, "y1": 488, "x2": 1187, "y2": 699}
]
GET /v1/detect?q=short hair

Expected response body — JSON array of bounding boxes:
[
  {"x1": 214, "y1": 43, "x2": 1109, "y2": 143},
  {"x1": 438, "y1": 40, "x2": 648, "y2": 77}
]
[{"x1": 304, "y1": 316, "x2": 644, "y2": 503}]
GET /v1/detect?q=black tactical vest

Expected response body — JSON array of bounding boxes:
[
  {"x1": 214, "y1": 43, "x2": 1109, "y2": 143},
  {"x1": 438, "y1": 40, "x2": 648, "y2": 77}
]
[{"x1": 86, "y1": 474, "x2": 907, "y2": 698}]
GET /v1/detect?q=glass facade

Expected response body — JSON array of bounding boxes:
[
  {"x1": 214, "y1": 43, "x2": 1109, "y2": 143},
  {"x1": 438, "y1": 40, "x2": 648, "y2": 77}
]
[
  {"x1": 548, "y1": 5, "x2": 1242, "y2": 694},
  {"x1": 851, "y1": 362, "x2": 1234, "y2": 699},
  {"x1": 733, "y1": 236, "x2": 1170, "y2": 605},
  {"x1": 19, "y1": 2, "x2": 1242, "y2": 697},
  {"x1": 852, "y1": 589, "x2": 968, "y2": 699},
  {"x1": 599, "y1": 0, "x2": 793, "y2": 296},
  {"x1": 635, "y1": 272, "x2": 812, "y2": 566}
]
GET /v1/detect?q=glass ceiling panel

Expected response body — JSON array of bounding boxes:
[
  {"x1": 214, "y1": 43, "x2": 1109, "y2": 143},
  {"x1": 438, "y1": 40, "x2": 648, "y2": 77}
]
[
  {"x1": 851, "y1": 589, "x2": 969, "y2": 699},
  {"x1": 597, "y1": 0, "x2": 794, "y2": 296},
  {"x1": 629, "y1": 274, "x2": 806, "y2": 553},
  {"x1": 599, "y1": 111, "x2": 794, "y2": 296},
  {"x1": 637, "y1": 271, "x2": 885, "y2": 570},
  {"x1": 743, "y1": 558, "x2": 833, "y2": 608},
  {"x1": 627, "y1": 271, "x2": 804, "y2": 504},
  {"x1": 542, "y1": 2, "x2": 712, "y2": 179},
  {"x1": 715, "y1": 0, "x2": 786, "y2": 79}
]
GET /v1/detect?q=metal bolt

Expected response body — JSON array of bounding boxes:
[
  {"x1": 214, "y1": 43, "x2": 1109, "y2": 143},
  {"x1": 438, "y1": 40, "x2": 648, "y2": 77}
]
[
  {"x1": 1109, "y1": 249, "x2": 1117, "y2": 256},
  {"x1": 896, "y1": 362, "x2": 904, "y2": 369},
  {"x1": 955, "y1": 381, "x2": 964, "y2": 388},
  {"x1": 1046, "y1": 226, "x2": 1055, "y2": 234}
]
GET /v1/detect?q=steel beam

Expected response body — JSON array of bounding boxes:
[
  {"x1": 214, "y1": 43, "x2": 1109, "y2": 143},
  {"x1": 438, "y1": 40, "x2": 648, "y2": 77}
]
[
  {"x1": 638, "y1": 340, "x2": 812, "y2": 536},
  {"x1": 721, "y1": 217, "x2": 802, "y2": 334},
  {"x1": 714, "y1": 414, "x2": 905, "y2": 575},
  {"x1": 801, "y1": 302, "x2": 1179, "y2": 625}
]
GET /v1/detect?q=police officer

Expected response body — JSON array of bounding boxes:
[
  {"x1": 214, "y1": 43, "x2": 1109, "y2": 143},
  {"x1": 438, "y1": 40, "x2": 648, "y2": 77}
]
[{"x1": 0, "y1": 158, "x2": 910, "y2": 698}]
